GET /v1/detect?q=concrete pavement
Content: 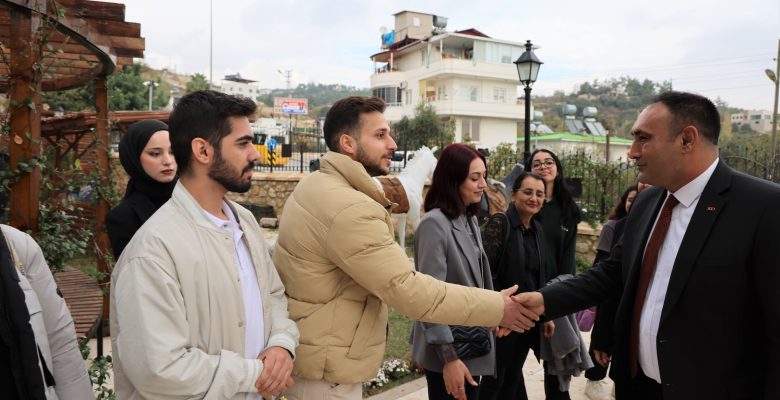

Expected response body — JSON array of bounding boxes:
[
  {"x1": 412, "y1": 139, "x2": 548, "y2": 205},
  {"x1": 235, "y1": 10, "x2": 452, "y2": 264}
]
[{"x1": 368, "y1": 331, "x2": 610, "y2": 400}]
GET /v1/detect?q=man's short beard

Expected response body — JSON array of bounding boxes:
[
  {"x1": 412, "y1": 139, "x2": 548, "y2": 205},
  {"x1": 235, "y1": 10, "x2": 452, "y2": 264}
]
[
  {"x1": 356, "y1": 142, "x2": 388, "y2": 177},
  {"x1": 208, "y1": 150, "x2": 254, "y2": 193}
]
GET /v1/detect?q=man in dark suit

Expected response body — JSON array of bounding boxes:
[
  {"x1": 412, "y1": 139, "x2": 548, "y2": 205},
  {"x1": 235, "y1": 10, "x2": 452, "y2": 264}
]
[{"x1": 516, "y1": 91, "x2": 780, "y2": 400}]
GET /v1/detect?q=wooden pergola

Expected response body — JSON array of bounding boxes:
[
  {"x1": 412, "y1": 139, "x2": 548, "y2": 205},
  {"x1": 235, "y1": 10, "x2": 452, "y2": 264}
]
[
  {"x1": 2, "y1": 0, "x2": 144, "y2": 232},
  {"x1": 1, "y1": 0, "x2": 145, "y2": 346}
]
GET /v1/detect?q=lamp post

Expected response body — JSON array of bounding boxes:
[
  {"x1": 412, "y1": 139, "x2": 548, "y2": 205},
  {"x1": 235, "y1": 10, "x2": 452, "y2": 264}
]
[
  {"x1": 766, "y1": 38, "x2": 780, "y2": 181},
  {"x1": 514, "y1": 40, "x2": 543, "y2": 163},
  {"x1": 143, "y1": 80, "x2": 159, "y2": 111}
]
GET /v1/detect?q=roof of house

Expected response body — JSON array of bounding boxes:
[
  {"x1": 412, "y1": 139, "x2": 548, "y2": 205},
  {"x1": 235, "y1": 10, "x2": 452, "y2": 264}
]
[{"x1": 534, "y1": 132, "x2": 633, "y2": 144}]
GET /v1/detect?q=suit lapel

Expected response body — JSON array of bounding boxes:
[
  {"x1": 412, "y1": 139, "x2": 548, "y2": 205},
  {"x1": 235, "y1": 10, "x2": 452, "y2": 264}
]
[
  {"x1": 660, "y1": 162, "x2": 730, "y2": 324},
  {"x1": 451, "y1": 217, "x2": 484, "y2": 288}
]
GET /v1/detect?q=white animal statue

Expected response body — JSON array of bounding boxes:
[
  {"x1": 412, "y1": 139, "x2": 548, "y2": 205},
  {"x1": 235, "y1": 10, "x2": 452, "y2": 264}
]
[{"x1": 373, "y1": 145, "x2": 438, "y2": 249}]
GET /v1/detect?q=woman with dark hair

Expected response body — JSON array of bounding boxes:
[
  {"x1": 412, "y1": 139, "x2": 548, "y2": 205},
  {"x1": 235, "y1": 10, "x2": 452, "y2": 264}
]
[
  {"x1": 478, "y1": 171, "x2": 552, "y2": 400},
  {"x1": 595, "y1": 184, "x2": 638, "y2": 264},
  {"x1": 411, "y1": 143, "x2": 497, "y2": 400},
  {"x1": 524, "y1": 148, "x2": 581, "y2": 399},
  {"x1": 105, "y1": 119, "x2": 177, "y2": 258}
]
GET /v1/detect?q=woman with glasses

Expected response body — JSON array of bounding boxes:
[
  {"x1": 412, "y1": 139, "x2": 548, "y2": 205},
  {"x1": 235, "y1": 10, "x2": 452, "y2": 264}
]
[
  {"x1": 478, "y1": 171, "x2": 553, "y2": 400},
  {"x1": 524, "y1": 148, "x2": 581, "y2": 400}
]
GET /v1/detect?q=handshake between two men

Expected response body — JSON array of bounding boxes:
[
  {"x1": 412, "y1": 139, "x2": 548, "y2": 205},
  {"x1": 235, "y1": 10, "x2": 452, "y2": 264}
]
[{"x1": 496, "y1": 288, "x2": 546, "y2": 338}]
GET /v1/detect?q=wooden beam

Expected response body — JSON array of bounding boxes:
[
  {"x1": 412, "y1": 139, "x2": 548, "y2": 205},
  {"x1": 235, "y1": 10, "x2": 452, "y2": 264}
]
[
  {"x1": 92, "y1": 19, "x2": 139, "y2": 37},
  {"x1": 8, "y1": 5, "x2": 42, "y2": 232},
  {"x1": 113, "y1": 47, "x2": 142, "y2": 58},
  {"x1": 58, "y1": 0, "x2": 126, "y2": 22},
  {"x1": 41, "y1": 67, "x2": 100, "y2": 91}
]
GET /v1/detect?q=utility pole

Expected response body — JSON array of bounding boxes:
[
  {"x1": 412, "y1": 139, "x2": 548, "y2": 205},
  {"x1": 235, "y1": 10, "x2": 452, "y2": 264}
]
[
  {"x1": 766, "y1": 38, "x2": 780, "y2": 181},
  {"x1": 278, "y1": 69, "x2": 292, "y2": 97},
  {"x1": 209, "y1": 0, "x2": 213, "y2": 88},
  {"x1": 143, "y1": 80, "x2": 159, "y2": 110},
  {"x1": 771, "y1": 39, "x2": 779, "y2": 180}
]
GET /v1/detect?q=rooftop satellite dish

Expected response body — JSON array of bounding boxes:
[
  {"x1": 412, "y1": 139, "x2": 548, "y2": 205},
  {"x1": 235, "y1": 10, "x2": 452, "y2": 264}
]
[{"x1": 379, "y1": 26, "x2": 388, "y2": 34}]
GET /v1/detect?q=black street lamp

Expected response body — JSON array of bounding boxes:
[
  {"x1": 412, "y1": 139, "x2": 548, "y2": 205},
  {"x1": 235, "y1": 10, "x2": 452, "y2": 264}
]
[{"x1": 514, "y1": 40, "x2": 543, "y2": 163}]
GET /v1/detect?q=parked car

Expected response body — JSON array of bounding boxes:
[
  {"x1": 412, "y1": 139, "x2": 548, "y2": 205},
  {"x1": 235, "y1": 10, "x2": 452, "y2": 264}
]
[{"x1": 390, "y1": 150, "x2": 415, "y2": 170}]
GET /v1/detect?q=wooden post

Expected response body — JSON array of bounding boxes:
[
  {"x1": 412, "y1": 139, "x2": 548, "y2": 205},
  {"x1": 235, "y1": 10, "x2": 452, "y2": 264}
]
[
  {"x1": 94, "y1": 76, "x2": 111, "y2": 331},
  {"x1": 8, "y1": 6, "x2": 42, "y2": 232}
]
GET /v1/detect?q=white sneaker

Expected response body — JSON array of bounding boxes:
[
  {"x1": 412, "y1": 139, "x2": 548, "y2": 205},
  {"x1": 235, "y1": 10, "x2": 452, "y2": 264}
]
[{"x1": 584, "y1": 379, "x2": 614, "y2": 400}]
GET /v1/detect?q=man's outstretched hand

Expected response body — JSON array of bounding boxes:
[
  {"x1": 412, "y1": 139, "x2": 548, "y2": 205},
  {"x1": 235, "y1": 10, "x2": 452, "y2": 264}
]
[
  {"x1": 512, "y1": 291, "x2": 545, "y2": 316},
  {"x1": 499, "y1": 285, "x2": 540, "y2": 333}
]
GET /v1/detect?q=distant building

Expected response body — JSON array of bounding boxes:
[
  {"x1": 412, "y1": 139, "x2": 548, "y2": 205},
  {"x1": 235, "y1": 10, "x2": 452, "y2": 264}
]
[
  {"x1": 370, "y1": 11, "x2": 527, "y2": 150},
  {"x1": 731, "y1": 109, "x2": 773, "y2": 134},
  {"x1": 531, "y1": 132, "x2": 633, "y2": 163},
  {"x1": 220, "y1": 73, "x2": 261, "y2": 102}
]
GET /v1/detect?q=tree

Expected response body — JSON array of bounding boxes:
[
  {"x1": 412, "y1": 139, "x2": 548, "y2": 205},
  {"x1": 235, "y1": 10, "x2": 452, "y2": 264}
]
[
  {"x1": 393, "y1": 104, "x2": 452, "y2": 151},
  {"x1": 43, "y1": 85, "x2": 95, "y2": 112},
  {"x1": 186, "y1": 73, "x2": 210, "y2": 94},
  {"x1": 41, "y1": 63, "x2": 166, "y2": 111}
]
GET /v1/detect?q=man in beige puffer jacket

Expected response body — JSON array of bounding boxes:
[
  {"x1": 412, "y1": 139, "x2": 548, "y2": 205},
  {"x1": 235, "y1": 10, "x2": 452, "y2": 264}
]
[{"x1": 275, "y1": 96, "x2": 539, "y2": 399}]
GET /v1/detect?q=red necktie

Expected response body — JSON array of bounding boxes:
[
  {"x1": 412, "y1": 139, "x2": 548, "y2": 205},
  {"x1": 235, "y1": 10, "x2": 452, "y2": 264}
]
[{"x1": 630, "y1": 193, "x2": 679, "y2": 377}]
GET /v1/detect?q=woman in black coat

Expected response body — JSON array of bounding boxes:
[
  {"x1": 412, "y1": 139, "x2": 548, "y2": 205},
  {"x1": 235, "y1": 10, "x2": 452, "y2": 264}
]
[
  {"x1": 479, "y1": 172, "x2": 554, "y2": 400},
  {"x1": 105, "y1": 119, "x2": 176, "y2": 258}
]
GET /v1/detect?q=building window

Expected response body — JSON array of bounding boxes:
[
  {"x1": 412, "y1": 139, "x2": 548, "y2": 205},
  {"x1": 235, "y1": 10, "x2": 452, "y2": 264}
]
[
  {"x1": 437, "y1": 86, "x2": 447, "y2": 100},
  {"x1": 372, "y1": 86, "x2": 402, "y2": 105},
  {"x1": 493, "y1": 88, "x2": 506, "y2": 103},
  {"x1": 467, "y1": 86, "x2": 478, "y2": 102},
  {"x1": 462, "y1": 118, "x2": 480, "y2": 141}
]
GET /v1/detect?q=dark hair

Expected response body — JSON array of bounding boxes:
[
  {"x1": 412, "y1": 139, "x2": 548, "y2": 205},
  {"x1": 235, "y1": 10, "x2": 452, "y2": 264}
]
[
  {"x1": 524, "y1": 148, "x2": 581, "y2": 225},
  {"x1": 168, "y1": 90, "x2": 257, "y2": 174},
  {"x1": 511, "y1": 171, "x2": 546, "y2": 194},
  {"x1": 607, "y1": 184, "x2": 638, "y2": 220},
  {"x1": 651, "y1": 91, "x2": 721, "y2": 145},
  {"x1": 323, "y1": 96, "x2": 386, "y2": 152},
  {"x1": 424, "y1": 143, "x2": 485, "y2": 219}
]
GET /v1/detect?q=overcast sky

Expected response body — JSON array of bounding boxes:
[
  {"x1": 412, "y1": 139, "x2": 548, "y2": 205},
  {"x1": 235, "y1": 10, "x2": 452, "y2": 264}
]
[{"x1": 123, "y1": 0, "x2": 780, "y2": 110}]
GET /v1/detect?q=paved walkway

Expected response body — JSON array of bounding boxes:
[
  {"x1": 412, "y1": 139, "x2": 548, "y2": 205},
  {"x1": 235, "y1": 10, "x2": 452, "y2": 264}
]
[{"x1": 368, "y1": 331, "x2": 609, "y2": 400}]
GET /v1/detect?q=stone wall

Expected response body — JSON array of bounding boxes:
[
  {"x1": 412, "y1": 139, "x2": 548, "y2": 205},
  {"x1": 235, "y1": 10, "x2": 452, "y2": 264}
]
[
  {"x1": 575, "y1": 222, "x2": 600, "y2": 265},
  {"x1": 226, "y1": 172, "x2": 304, "y2": 220}
]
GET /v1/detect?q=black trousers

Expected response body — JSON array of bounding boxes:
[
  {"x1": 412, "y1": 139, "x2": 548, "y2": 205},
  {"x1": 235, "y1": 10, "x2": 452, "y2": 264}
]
[
  {"x1": 478, "y1": 327, "x2": 570, "y2": 400},
  {"x1": 631, "y1": 367, "x2": 663, "y2": 400},
  {"x1": 424, "y1": 369, "x2": 480, "y2": 400}
]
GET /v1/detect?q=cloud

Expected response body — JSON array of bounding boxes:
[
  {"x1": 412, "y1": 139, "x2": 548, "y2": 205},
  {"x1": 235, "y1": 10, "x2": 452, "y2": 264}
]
[{"x1": 122, "y1": 0, "x2": 780, "y2": 109}]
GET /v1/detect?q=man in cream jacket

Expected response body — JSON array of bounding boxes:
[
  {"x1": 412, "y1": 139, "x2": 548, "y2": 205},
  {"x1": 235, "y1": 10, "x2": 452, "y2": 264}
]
[
  {"x1": 110, "y1": 90, "x2": 298, "y2": 400},
  {"x1": 274, "y1": 96, "x2": 540, "y2": 399}
]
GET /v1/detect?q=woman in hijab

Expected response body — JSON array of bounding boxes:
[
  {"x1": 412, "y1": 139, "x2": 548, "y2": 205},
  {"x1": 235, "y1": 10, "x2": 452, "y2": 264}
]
[{"x1": 106, "y1": 119, "x2": 177, "y2": 258}]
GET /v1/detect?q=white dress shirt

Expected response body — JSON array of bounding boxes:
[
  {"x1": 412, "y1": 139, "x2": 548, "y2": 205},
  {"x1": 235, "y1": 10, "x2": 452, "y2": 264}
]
[
  {"x1": 207, "y1": 202, "x2": 265, "y2": 400},
  {"x1": 638, "y1": 158, "x2": 718, "y2": 383}
]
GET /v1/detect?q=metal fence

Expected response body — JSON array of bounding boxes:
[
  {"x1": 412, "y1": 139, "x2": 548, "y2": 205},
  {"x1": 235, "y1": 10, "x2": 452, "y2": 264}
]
[
  {"x1": 720, "y1": 146, "x2": 780, "y2": 184},
  {"x1": 556, "y1": 151, "x2": 639, "y2": 223},
  {"x1": 252, "y1": 136, "x2": 407, "y2": 174}
]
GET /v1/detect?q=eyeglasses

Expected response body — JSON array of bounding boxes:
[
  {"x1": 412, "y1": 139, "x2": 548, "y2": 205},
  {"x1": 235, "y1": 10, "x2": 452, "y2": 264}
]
[{"x1": 531, "y1": 158, "x2": 555, "y2": 170}]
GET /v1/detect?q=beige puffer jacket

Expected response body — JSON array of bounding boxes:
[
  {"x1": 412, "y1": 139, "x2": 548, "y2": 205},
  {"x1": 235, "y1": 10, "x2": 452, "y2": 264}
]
[{"x1": 273, "y1": 151, "x2": 504, "y2": 384}]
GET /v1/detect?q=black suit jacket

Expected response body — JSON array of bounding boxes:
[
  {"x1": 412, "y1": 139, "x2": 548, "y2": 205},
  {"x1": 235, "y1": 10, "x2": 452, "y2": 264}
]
[{"x1": 540, "y1": 161, "x2": 780, "y2": 400}]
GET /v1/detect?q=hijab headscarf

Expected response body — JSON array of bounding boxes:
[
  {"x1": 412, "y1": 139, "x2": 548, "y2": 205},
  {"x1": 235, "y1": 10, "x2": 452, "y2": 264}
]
[{"x1": 118, "y1": 119, "x2": 176, "y2": 207}]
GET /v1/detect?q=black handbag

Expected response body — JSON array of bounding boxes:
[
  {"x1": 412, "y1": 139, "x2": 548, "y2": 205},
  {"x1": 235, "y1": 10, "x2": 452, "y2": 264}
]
[{"x1": 450, "y1": 325, "x2": 491, "y2": 359}]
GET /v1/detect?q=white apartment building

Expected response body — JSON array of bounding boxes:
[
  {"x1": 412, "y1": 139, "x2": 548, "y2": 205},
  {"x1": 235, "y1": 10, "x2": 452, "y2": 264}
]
[
  {"x1": 370, "y1": 11, "x2": 527, "y2": 150},
  {"x1": 731, "y1": 109, "x2": 773, "y2": 134},
  {"x1": 221, "y1": 73, "x2": 261, "y2": 102}
]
